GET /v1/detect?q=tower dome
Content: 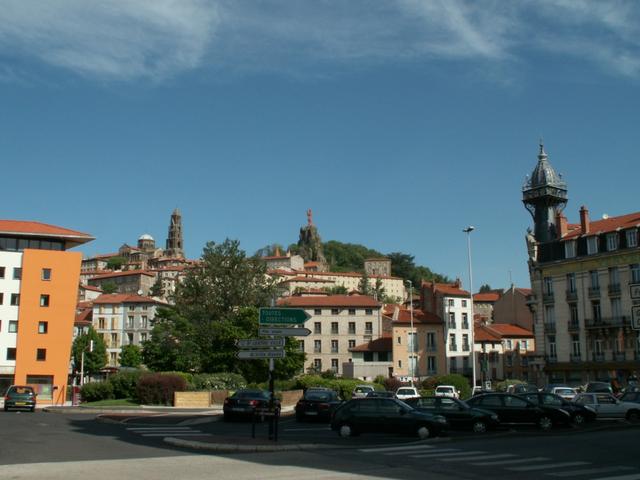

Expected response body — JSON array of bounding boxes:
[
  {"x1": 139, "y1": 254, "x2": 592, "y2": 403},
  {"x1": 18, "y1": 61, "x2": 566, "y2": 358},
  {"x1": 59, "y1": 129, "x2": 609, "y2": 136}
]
[
  {"x1": 139, "y1": 234, "x2": 154, "y2": 241},
  {"x1": 526, "y1": 143, "x2": 566, "y2": 190}
]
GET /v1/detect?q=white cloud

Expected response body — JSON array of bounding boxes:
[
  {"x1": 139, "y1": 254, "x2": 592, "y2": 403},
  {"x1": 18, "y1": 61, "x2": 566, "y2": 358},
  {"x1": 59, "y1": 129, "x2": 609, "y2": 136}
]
[{"x1": 1, "y1": 0, "x2": 640, "y2": 81}]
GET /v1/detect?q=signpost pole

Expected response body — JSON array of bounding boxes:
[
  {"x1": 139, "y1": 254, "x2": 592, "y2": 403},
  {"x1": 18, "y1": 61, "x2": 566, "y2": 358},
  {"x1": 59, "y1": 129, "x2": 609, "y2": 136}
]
[{"x1": 268, "y1": 299, "x2": 276, "y2": 440}]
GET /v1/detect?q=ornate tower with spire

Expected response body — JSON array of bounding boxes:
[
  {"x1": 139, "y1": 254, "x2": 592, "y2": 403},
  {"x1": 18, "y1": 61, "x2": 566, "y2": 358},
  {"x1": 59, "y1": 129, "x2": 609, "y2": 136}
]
[
  {"x1": 522, "y1": 142, "x2": 568, "y2": 244},
  {"x1": 165, "y1": 208, "x2": 184, "y2": 258}
]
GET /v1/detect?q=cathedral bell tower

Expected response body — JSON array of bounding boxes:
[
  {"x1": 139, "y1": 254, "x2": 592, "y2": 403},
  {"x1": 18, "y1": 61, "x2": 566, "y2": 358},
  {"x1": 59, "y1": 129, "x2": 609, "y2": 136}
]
[
  {"x1": 522, "y1": 143, "x2": 568, "y2": 243},
  {"x1": 165, "y1": 208, "x2": 184, "y2": 258}
]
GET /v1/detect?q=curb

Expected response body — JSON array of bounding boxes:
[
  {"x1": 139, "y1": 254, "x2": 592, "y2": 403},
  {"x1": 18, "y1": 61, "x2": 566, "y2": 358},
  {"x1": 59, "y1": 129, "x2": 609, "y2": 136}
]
[{"x1": 164, "y1": 437, "x2": 333, "y2": 453}]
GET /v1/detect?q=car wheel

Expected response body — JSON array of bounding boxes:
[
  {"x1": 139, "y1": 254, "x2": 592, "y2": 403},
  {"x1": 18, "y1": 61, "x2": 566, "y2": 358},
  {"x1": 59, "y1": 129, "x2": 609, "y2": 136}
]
[
  {"x1": 338, "y1": 424, "x2": 354, "y2": 438},
  {"x1": 626, "y1": 410, "x2": 640, "y2": 422},
  {"x1": 30, "y1": 407, "x2": 35, "y2": 413},
  {"x1": 472, "y1": 420, "x2": 487, "y2": 434},
  {"x1": 416, "y1": 425, "x2": 431, "y2": 439},
  {"x1": 572, "y1": 413, "x2": 586, "y2": 426},
  {"x1": 3, "y1": 406, "x2": 8, "y2": 412},
  {"x1": 538, "y1": 415, "x2": 553, "y2": 431}
]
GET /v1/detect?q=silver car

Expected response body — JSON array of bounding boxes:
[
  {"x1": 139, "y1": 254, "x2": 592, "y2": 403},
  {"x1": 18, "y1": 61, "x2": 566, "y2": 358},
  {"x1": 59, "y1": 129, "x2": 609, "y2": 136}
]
[{"x1": 574, "y1": 393, "x2": 640, "y2": 421}]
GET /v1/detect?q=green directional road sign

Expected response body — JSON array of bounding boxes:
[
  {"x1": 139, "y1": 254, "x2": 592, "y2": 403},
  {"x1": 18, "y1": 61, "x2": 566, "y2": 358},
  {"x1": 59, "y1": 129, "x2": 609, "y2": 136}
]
[{"x1": 259, "y1": 307, "x2": 310, "y2": 325}]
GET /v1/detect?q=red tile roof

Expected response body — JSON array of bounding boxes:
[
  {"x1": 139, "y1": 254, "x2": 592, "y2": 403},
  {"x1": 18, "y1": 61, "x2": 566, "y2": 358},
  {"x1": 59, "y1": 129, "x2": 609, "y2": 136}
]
[
  {"x1": 390, "y1": 308, "x2": 442, "y2": 325},
  {"x1": 422, "y1": 281, "x2": 470, "y2": 297},
  {"x1": 350, "y1": 336, "x2": 392, "y2": 352},
  {"x1": 281, "y1": 276, "x2": 333, "y2": 283},
  {"x1": 562, "y1": 211, "x2": 640, "y2": 240},
  {"x1": 80, "y1": 284, "x2": 103, "y2": 292},
  {"x1": 516, "y1": 288, "x2": 533, "y2": 296},
  {"x1": 487, "y1": 324, "x2": 534, "y2": 338},
  {"x1": 474, "y1": 324, "x2": 502, "y2": 342},
  {"x1": 89, "y1": 270, "x2": 155, "y2": 280},
  {"x1": 474, "y1": 292, "x2": 501, "y2": 302},
  {"x1": 277, "y1": 295, "x2": 380, "y2": 308},
  {"x1": 93, "y1": 294, "x2": 161, "y2": 304},
  {"x1": 0, "y1": 220, "x2": 92, "y2": 238}
]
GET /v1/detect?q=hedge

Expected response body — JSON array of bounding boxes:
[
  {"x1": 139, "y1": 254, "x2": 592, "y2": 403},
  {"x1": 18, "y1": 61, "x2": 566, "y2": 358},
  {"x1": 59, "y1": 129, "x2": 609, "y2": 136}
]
[
  {"x1": 136, "y1": 373, "x2": 187, "y2": 406},
  {"x1": 421, "y1": 374, "x2": 471, "y2": 399},
  {"x1": 108, "y1": 370, "x2": 144, "y2": 399},
  {"x1": 81, "y1": 382, "x2": 114, "y2": 402},
  {"x1": 190, "y1": 373, "x2": 247, "y2": 391}
]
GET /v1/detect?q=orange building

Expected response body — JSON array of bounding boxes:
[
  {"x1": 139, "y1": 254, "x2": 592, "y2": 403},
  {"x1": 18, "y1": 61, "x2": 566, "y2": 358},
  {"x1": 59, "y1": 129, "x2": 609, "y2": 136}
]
[{"x1": 0, "y1": 220, "x2": 93, "y2": 404}]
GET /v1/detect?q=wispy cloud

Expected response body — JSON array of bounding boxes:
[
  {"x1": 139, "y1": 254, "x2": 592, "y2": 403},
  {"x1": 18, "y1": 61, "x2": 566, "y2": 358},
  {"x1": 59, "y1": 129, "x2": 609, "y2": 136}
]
[{"x1": 1, "y1": 0, "x2": 639, "y2": 82}]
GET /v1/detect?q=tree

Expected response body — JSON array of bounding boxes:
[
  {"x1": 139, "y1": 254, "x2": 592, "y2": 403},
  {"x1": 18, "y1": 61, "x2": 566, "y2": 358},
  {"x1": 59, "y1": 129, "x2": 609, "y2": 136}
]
[
  {"x1": 149, "y1": 277, "x2": 164, "y2": 297},
  {"x1": 71, "y1": 328, "x2": 107, "y2": 375},
  {"x1": 373, "y1": 278, "x2": 386, "y2": 300},
  {"x1": 101, "y1": 281, "x2": 118, "y2": 294},
  {"x1": 142, "y1": 307, "x2": 200, "y2": 372},
  {"x1": 254, "y1": 243, "x2": 286, "y2": 257},
  {"x1": 323, "y1": 285, "x2": 348, "y2": 295},
  {"x1": 119, "y1": 344, "x2": 143, "y2": 368},
  {"x1": 479, "y1": 284, "x2": 493, "y2": 293},
  {"x1": 106, "y1": 256, "x2": 126, "y2": 270},
  {"x1": 358, "y1": 269, "x2": 372, "y2": 295},
  {"x1": 387, "y1": 252, "x2": 450, "y2": 287}
]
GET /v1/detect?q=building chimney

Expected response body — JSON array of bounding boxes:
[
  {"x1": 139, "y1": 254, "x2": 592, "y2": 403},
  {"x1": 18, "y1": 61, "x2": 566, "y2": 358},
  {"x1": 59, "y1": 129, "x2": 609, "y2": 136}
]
[
  {"x1": 580, "y1": 205, "x2": 590, "y2": 234},
  {"x1": 556, "y1": 211, "x2": 568, "y2": 237}
]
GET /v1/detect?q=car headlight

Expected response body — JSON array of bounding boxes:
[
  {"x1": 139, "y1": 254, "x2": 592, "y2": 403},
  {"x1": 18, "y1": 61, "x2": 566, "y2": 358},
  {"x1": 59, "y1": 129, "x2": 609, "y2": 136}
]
[{"x1": 491, "y1": 414, "x2": 499, "y2": 421}]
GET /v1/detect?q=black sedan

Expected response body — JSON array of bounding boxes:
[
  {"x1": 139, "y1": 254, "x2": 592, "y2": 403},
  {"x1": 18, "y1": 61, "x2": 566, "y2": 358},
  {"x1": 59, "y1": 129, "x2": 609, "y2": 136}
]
[
  {"x1": 466, "y1": 393, "x2": 570, "y2": 430},
  {"x1": 330, "y1": 397, "x2": 448, "y2": 439},
  {"x1": 223, "y1": 389, "x2": 280, "y2": 421},
  {"x1": 295, "y1": 388, "x2": 342, "y2": 421},
  {"x1": 405, "y1": 396, "x2": 499, "y2": 433},
  {"x1": 520, "y1": 392, "x2": 597, "y2": 425}
]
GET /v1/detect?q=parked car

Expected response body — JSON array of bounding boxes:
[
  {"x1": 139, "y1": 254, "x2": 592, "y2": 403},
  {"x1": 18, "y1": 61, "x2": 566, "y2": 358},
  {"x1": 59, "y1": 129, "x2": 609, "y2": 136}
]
[
  {"x1": 573, "y1": 393, "x2": 640, "y2": 421},
  {"x1": 405, "y1": 396, "x2": 499, "y2": 433},
  {"x1": 465, "y1": 393, "x2": 569, "y2": 430},
  {"x1": 330, "y1": 397, "x2": 448, "y2": 439},
  {"x1": 395, "y1": 387, "x2": 420, "y2": 401},
  {"x1": 520, "y1": 392, "x2": 596, "y2": 425},
  {"x1": 619, "y1": 391, "x2": 640, "y2": 404},
  {"x1": 585, "y1": 381, "x2": 613, "y2": 394},
  {"x1": 295, "y1": 388, "x2": 342, "y2": 421},
  {"x1": 434, "y1": 385, "x2": 460, "y2": 399},
  {"x1": 506, "y1": 384, "x2": 539, "y2": 395},
  {"x1": 366, "y1": 391, "x2": 396, "y2": 399},
  {"x1": 3, "y1": 385, "x2": 36, "y2": 412},
  {"x1": 352, "y1": 385, "x2": 375, "y2": 399},
  {"x1": 223, "y1": 389, "x2": 280, "y2": 421},
  {"x1": 548, "y1": 387, "x2": 578, "y2": 401}
]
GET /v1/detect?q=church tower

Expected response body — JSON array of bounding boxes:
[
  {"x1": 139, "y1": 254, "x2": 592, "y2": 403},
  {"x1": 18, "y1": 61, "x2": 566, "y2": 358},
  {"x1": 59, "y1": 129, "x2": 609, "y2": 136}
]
[
  {"x1": 165, "y1": 208, "x2": 184, "y2": 258},
  {"x1": 522, "y1": 143, "x2": 568, "y2": 243}
]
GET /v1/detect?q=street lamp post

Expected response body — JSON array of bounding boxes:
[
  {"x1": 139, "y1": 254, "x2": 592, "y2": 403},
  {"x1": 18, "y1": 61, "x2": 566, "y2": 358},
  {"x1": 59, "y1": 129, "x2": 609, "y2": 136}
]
[
  {"x1": 463, "y1": 226, "x2": 477, "y2": 389},
  {"x1": 407, "y1": 280, "x2": 415, "y2": 386}
]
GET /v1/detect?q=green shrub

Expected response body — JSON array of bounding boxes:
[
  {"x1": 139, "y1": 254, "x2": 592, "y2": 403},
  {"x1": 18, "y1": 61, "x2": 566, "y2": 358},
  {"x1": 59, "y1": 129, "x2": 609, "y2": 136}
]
[
  {"x1": 292, "y1": 375, "x2": 379, "y2": 400},
  {"x1": 136, "y1": 373, "x2": 187, "y2": 405},
  {"x1": 373, "y1": 375, "x2": 387, "y2": 385},
  {"x1": 108, "y1": 371, "x2": 144, "y2": 399},
  {"x1": 190, "y1": 373, "x2": 247, "y2": 391},
  {"x1": 81, "y1": 382, "x2": 114, "y2": 402},
  {"x1": 161, "y1": 371, "x2": 193, "y2": 386},
  {"x1": 495, "y1": 378, "x2": 526, "y2": 392}
]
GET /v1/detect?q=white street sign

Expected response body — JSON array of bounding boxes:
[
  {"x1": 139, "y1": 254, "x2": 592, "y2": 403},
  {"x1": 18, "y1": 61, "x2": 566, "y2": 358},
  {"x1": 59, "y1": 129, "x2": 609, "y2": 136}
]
[
  {"x1": 632, "y1": 306, "x2": 640, "y2": 330},
  {"x1": 258, "y1": 327, "x2": 312, "y2": 337},
  {"x1": 237, "y1": 349, "x2": 286, "y2": 359},
  {"x1": 236, "y1": 338, "x2": 285, "y2": 348}
]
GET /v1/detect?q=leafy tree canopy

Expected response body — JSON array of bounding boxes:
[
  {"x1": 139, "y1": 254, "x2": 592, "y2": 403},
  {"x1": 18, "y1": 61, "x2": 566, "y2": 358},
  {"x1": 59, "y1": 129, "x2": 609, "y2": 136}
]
[
  {"x1": 101, "y1": 281, "x2": 118, "y2": 294},
  {"x1": 479, "y1": 284, "x2": 493, "y2": 293},
  {"x1": 71, "y1": 327, "x2": 107, "y2": 375},
  {"x1": 119, "y1": 344, "x2": 143, "y2": 368},
  {"x1": 106, "y1": 256, "x2": 126, "y2": 270}
]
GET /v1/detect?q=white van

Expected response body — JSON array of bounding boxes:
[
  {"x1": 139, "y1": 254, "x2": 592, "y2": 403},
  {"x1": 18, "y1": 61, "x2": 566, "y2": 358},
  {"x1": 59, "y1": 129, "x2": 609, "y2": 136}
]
[{"x1": 434, "y1": 385, "x2": 459, "y2": 399}]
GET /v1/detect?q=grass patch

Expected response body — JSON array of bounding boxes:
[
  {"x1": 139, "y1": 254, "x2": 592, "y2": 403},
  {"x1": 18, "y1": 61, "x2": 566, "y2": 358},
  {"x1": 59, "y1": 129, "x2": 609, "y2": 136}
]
[{"x1": 81, "y1": 398, "x2": 139, "y2": 407}]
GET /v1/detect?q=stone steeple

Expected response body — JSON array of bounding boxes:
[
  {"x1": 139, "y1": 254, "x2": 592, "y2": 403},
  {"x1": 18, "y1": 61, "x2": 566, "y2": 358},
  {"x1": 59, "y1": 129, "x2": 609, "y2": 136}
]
[
  {"x1": 165, "y1": 208, "x2": 184, "y2": 258},
  {"x1": 297, "y1": 208, "x2": 327, "y2": 267}
]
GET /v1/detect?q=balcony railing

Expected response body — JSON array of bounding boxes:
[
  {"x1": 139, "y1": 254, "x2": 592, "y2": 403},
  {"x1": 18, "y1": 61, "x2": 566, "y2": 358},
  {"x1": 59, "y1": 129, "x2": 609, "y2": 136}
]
[
  {"x1": 592, "y1": 353, "x2": 605, "y2": 362},
  {"x1": 364, "y1": 329, "x2": 373, "y2": 335},
  {"x1": 426, "y1": 344, "x2": 437, "y2": 352},
  {"x1": 448, "y1": 322, "x2": 456, "y2": 329},
  {"x1": 635, "y1": 350, "x2": 640, "y2": 360},
  {"x1": 314, "y1": 347, "x2": 322, "y2": 353},
  {"x1": 546, "y1": 355, "x2": 558, "y2": 363},
  {"x1": 570, "y1": 354, "x2": 582, "y2": 363},
  {"x1": 543, "y1": 293, "x2": 555, "y2": 304},
  {"x1": 567, "y1": 321, "x2": 580, "y2": 332},
  {"x1": 565, "y1": 290, "x2": 578, "y2": 301},
  {"x1": 450, "y1": 344, "x2": 458, "y2": 352},
  {"x1": 588, "y1": 287, "x2": 601, "y2": 298},
  {"x1": 614, "y1": 352, "x2": 626, "y2": 361},
  {"x1": 608, "y1": 283, "x2": 621, "y2": 296},
  {"x1": 461, "y1": 322, "x2": 469, "y2": 329},
  {"x1": 462, "y1": 344, "x2": 470, "y2": 352},
  {"x1": 584, "y1": 316, "x2": 630, "y2": 329},
  {"x1": 427, "y1": 369, "x2": 438, "y2": 376},
  {"x1": 544, "y1": 322, "x2": 556, "y2": 333}
]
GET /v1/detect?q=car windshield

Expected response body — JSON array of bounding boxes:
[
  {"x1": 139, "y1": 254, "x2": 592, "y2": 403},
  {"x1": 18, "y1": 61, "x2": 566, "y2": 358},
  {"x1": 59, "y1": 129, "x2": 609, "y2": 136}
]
[
  {"x1": 355, "y1": 387, "x2": 372, "y2": 393},
  {"x1": 235, "y1": 391, "x2": 267, "y2": 399},
  {"x1": 9, "y1": 387, "x2": 34, "y2": 395},
  {"x1": 305, "y1": 392, "x2": 332, "y2": 401},
  {"x1": 556, "y1": 388, "x2": 574, "y2": 395},
  {"x1": 397, "y1": 389, "x2": 414, "y2": 395},
  {"x1": 437, "y1": 387, "x2": 453, "y2": 393}
]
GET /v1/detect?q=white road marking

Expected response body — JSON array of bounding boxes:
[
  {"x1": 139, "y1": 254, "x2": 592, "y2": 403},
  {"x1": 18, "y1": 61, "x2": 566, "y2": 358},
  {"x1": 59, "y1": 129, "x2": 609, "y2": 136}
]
[
  {"x1": 548, "y1": 466, "x2": 635, "y2": 477},
  {"x1": 472, "y1": 457, "x2": 550, "y2": 466},
  {"x1": 594, "y1": 474, "x2": 640, "y2": 480},
  {"x1": 441, "y1": 453, "x2": 516, "y2": 462},
  {"x1": 410, "y1": 450, "x2": 485, "y2": 459},
  {"x1": 358, "y1": 444, "x2": 434, "y2": 453},
  {"x1": 284, "y1": 427, "x2": 330, "y2": 432},
  {"x1": 507, "y1": 461, "x2": 590, "y2": 472},
  {"x1": 127, "y1": 427, "x2": 194, "y2": 431},
  {"x1": 384, "y1": 448, "x2": 457, "y2": 456},
  {"x1": 141, "y1": 433, "x2": 210, "y2": 437}
]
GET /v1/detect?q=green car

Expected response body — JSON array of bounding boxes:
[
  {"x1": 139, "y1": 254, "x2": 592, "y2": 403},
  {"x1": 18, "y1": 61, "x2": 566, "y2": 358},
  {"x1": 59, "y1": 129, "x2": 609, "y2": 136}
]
[{"x1": 4, "y1": 385, "x2": 36, "y2": 412}]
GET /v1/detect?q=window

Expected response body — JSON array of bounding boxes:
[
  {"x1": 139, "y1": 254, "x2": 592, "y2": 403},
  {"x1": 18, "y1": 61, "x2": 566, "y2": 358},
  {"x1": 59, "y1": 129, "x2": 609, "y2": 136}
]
[
  {"x1": 40, "y1": 294, "x2": 50, "y2": 307},
  {"x1": 589, "y1": 270, "x2": 599, "y2": 289},
  {"x1": 111, "y1": 333, "x2": 118, "y2": 345},
  {"x1": 567, "y1": 273, "x2": 576, "y2": 293},
  {"x1": 6, "y1": 348, "x2": 16, "y2": 360},
  {"x1": 142, "y1": 305, "x2": 148, "y2": 311},
  {"x1": 331, "y1": 359, "x2": 338, "y2": 372},
  {"x1": 298, "y1": 340, "x2": 305, "y2": 352},
  {"x1": 314, "y1": 322, "x2": 321, "y2": 334},
  {"x1": 626, "y1": 229, "x2": 638, "y2": 248},
  {"x1": 365, "y1": 309, "x2": 373, "y2": 315},
  {"x1": 449, "y1": 356, "x2": 457, "y2": 371},
  {"x1": 0, "y1": 293, "x2": 3, "y2": 305},
  {"x1": 127, "y1": 333, "x2": 134, "y2": 344},
  {"x1": 140, "y1": 333, "x2": 147, "y2": 342},
  {"x1": 587, "y1": 236, "x2": 598, "y2": 255},
  {"x1": 479, "y1": 395, "x2": 502, "y2": 407},
  {"x1": 594, "y1": 338, "x2": 603, "y2": 354},
  {"x1": 111, "y1": 318, "x2": 118, "y2": 330},
  {"x1": 448, "y1": 299, "x2": 455, "y2": 307},
  {"x1": 611, "y1": 297, "x2": 622, "y2": 318},
  {"x1": 314, "y1": 340, "x2": 321, "y2": 353},
  {"x1": 462, "y1": 334, "x2": 469, "y2": 351},
  {"x1": 606, "y1": 233, "x2": 619, "y2": 251},
  {"x1": 98, "y1": 317, "x2": 106, "y2": 329},
  {"x1": 364, "y1": 352, "x2": 374, "y2": 362},
  {"x1": 427, "y1": 356, "x2": 436, "y2": 373},
  {"x1": 0, "y1": 266, "x2": 4, "y2": 278},
  {"x1": 36, "y1": 348, "x2": 47, "y2": 361},
  {"x1": 10, "y1": 293, "x2": 19, "y2": 306},
  {"x1": 548, "y1": 336, "x2": 557, "y2": 357},
  {"x1": 38, "y1": 321, "x2": 48, "y2": 334},
  {"x1": 461, "y1": 300, "x2": 467, "y2": 307},
  {"x1": 592, "y1": 300, "x2": 601, "y2": 321},
  {"x1": 543, "y1": 276, "x2": 553, "y2": 295},
  {"x1": 378, "y1": 352, "x2": 389, "y2": 361},
  {"x1": 127, "y1": 316, "x2": 134, "y2": 328},
  {"x1": 609, "y1": 267, "x2": 620, "y2": 287},
  {"x1": 427, "y1": 332, "x2": 436, "y2": 349},
  {"x1": 569, "y1": 303, "x2": 579, "y2": 325},
  {"x1": 141, "y1": 316, "x2": 148, "y2": 328},
  {"x1": 128, "y1": 305, "x2": 135, "y2": 311},
  {"x1": 564, "y1": 240, "x2": 577, "y2": 258},
  {"x1": 314, "y1": 308, "x2": 322, "y2": 315},
  {"x1": 631, "y1": 264, "x2": 640, "y2": 284},
  {"x1": 348, "y1": 322, "x2": 356, "y2": 334},
  {"x1": 448, "y1": 312, "x2": 456, "y2": 328},
  {"x1": 462, "y1": 313, "x2": 469, "y2": 328},
  {"x1": 331, "y1": 322, "x2": 338, "y2": 334},
  {"x1": 449, "y1": 333, "x2": 457, "y2": 351},
  {"x1": 313, "y1": 359, "x2": 322, "y2": 371},
  {"x1": 110, "y1": 352, "x2": 117, "y2": 365},
  {"x1": 398, "y1": 359, "x2": 402, "y2": 368},
  {"x1": 506, "y1": 339, "x2": 512, "y2": 350},
  {"x1": 408, "y1": 332, "x2": 417, "y2": 353},
  {"x1": 331, "y1": 308, "x2": 339, "y2": 315},
  {"x1": 348, "y1": 339, "x2": 356, "y2": 349},
  {"x1": 506, "y1": 355, "x2": 513, "y2": 367},
  {"x1": 544, "y1": 305, "x2": 555, "y2": 324},
  {"x1": 9, "y1": 321, "x2": 18, "y2": 333},
  {"x1": 571, "y1": 335, "x2": 580, "y2": 356},
  {"x1": 13, "y1": 268, "x2": 21, "y2": 280},
  {"x1": 521, "y1": 340, "x2": 529, "y2": 350},
  {"x1": 41, "y1": 268, "x2": 52, "y2": 281},
  {"x1": 331, "y1": 340, "x2": 338, "y2": 353},
  {"x1": 348, "y1": 308, "x2": 356, "y2": 315},
  {"x1": 365, "y1": 322, "x2": 373, "y2": 335}
]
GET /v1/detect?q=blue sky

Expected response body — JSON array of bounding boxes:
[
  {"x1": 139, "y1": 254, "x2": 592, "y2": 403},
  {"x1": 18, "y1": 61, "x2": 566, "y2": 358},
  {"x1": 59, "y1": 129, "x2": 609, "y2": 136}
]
[{"x1": 2, "y1": 1, "x2": 639, "y2": 291}]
